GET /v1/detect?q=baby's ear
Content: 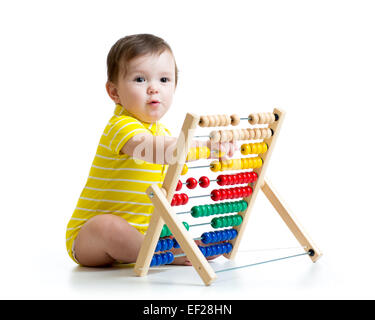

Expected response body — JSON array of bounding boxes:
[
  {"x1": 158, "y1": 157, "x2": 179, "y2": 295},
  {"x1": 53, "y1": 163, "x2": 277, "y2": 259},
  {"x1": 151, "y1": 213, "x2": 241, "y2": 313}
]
[{"x1": 105, "y1": 81, "x2": 120, "y2": 103}]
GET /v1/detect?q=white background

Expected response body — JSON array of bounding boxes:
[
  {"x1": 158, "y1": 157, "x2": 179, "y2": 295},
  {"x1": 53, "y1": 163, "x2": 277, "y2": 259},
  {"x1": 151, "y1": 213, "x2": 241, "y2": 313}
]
[{"x1": 0, "y1": 0, "x2": 374, "y2": 300}]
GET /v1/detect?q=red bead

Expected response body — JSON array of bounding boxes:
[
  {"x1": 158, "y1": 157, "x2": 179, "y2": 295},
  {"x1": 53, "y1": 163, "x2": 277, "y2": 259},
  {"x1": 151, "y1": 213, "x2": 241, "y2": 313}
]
[
  {"x1": 248, "y1": 186, "x2": 253, "y2": 195},
  {"x1": 176, "y1": 180, "x2": 182, "y2": 191},
  {"x1": 236, "y1": 173, "x2": 245, "y2": 184},
  {"x1": 235, "y1": 187, "x2": 242, "y2": 197},
  {"x1": 220, "y1": 189, "x2": 228, "y2": 200},
  {"x1": 232, "y1": 188, "x2": 238, "y2": 199},
  {"x1": 186, "y1": 177, "x2": 198, "y2": 189},
  {"x1": 227, "y1": 174, "x2": 233, "y2": 185},
  {"x1": 181, "y1": 193, "x2": 189, "y2": 205},
  {"x1": 232, "y1": 174, "x2": 238, "y2": 185},
  {"x1": 171, "y1": 196, "x2": 177, "y2": 206},
  {"x1": 199, "y1": 176, "x2": 210, "y2": 188},
  {"x1": 226, "y1": 189, "x2": 233, "y2": 199},
  {"x1": 241, "y1": 187, "x2": 248, "y2": 197},
  {"x1": 211, "y1": 190, "x2": 221, "y2": 201},
  {"x1": 217, "y1": 175, "x2": 227, "y2": 186},
  {"x1": 251, "y1": 172, "x2": 258, "y2": 182},
  {"x1": 175, "y1": 194, "x2": 183, "y2": 206}
]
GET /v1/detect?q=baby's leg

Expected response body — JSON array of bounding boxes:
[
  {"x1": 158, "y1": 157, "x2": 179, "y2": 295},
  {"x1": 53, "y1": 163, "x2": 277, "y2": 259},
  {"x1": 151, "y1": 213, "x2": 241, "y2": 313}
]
[{"x1": 73, "y1": 214, "x2": 144, "y2": 267}]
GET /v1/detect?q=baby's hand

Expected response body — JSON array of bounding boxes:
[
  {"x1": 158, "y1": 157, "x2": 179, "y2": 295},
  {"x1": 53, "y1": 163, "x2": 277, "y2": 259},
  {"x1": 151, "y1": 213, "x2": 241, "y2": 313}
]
[{"x1": 209, "y1": 140, "x2": 238, "y2": 160}]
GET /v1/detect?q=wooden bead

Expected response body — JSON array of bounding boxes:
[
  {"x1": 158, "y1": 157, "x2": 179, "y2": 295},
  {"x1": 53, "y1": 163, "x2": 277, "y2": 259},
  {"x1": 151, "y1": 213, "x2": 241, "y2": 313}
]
[
  {"x1": 210, "y1": 131, "x2": 221, "y2": 143},
  {"x1": 224, "y1": 115, "x2": 231, "y2": 126},
  {"x1": 227, "y1": 130, "x2": 234, "y2": 142},
  {"x1": 199, "y1": 116, "x2": 209, "y2": 127},
  {"x1": 267, "y1": 112, "x2": 274, "y2": 124},
  {"x1": 220, "y1": 130, "x2": 228, "y2": 142},
  {"x1": 248, "y1": 129, "x2": 255, "y2": 140},
  {"x1": 206, "y1": 115, "x2": 214, "y2": 127},
  {"x1": 258, "y1": 113, "x2": 266, "y2": 124},
  {"x1": 261, "y1": 128, "x2": 268, "y2": 138},
  {"x1": 232, "y1": 129, "x2": 240, "y2": 141},
  {"x1": 230, "y1": 114, "x2": 240, "y2": 126},
  {"x1": 249, "y1": 113, "x2": 259, "y2": 125},
  {"x1": 254, "y1": 128, "x2": 262, "y2": 140}
]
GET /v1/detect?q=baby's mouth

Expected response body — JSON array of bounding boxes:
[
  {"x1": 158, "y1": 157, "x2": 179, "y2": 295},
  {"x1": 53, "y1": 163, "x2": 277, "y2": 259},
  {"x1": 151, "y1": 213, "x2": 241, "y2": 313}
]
[{"x1": 147, "y1": 100, "x2": 161, "y2": 106}]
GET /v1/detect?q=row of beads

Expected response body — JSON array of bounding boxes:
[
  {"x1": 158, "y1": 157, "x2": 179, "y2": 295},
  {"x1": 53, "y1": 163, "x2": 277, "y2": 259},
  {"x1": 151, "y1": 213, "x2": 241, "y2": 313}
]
[
  {"x1": 156, "y1": 229, "x2": 238, "y2": 254},
  {"x1": 240, "y1": 142, "x2": 268, "y2": 155},
  {"x1": 210, "y1": 186, "x2": 253, "y2": 202},
  {"x1": 249, "y1": 112, "x2": 278, "y2": 125},
  {"x1": 199, "y1": 114, "x2": 240, "y2": 127},
  {"x1": 160, "y1": 222, "x2": 189, "y2": 238},
  {"x1": 211, "y1": 214, "x2": 243, "y2": 228},
  {"x1": 201, "y1": 229, "x2": 238, "y2": 244},
  {"x1": 150, "y1": 242, "x2": 234, "y2": 267},
  {"x1": 210, "y1": 128, "x2": 272, "y2": 143},
  {"x1": 191, "y1": 200, "x2": 248, "y2": 218},
  {"x1": 155, "y1": 238, "x2": 175, "y2": 252},
  {"x1": 210, "y1": 157, "x2": 263, "y2": 172},
  {"x1": 176, "y1": 176, "x2": 211, "y2": 190},
  {"x1": 217, "y1": 172, "x2": 258, "y2": 186},
  {"x1": 199, "y1": 242, "x2": 233, "y2": 257},
  {"x1": 176, "y1": 172, "x2": 258, "y2": 191},
  {"x1": 186, "y1": 146, "x2": 211, "y2": 161}
]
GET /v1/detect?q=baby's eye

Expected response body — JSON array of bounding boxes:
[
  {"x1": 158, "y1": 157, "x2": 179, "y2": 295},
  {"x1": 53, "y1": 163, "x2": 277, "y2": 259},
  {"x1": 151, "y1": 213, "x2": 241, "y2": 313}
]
[
  {"x1": 160, "y1": 77, "x2": 169, "y2": 83},
  {"x1": 134, "y1": 77, "x2": 146, "y2": 83}
]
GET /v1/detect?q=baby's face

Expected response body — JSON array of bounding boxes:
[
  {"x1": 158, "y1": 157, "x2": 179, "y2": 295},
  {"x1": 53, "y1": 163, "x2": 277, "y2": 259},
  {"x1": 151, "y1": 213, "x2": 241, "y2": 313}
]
[{"x1": 113, "y1": 50, "x2": 176, "y2": 123}]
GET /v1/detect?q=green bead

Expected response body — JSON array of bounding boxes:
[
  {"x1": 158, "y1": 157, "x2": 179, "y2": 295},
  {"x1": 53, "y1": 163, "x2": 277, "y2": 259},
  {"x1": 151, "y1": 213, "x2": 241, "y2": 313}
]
[
  {"x1": 183, "y1": 221, "x2": 190, "y2": 231},
  {"x1": 191, "y1": 206, "x2": 201, "y2": 218},
  {"x1": 227, "y1": 215, "x2": 233, "y2": 227},
  {"x1": 206, "y1": 205, "x2": 213, "y2": 216},
  {"x1": 241, "y1": 201, "x2": 248, "y2": 211},
  {"x1": 161, "y1": 224, "x2": 171, "y2": 237},
  {"x1": 211, "y1": 217, "x2": 222, "y2": 229},
  {"x1": 201, "y1": 205, "x2": 207, "y2": 217},
  {"x1": 212, "y1": 204, "x2": 219, "y2": 215},
  {"x1": 235, "y1": 215, "x2": 243, "y2": 226},
  {"x1": 223, "y1": 203, "x2": 230, "y2": 213}
]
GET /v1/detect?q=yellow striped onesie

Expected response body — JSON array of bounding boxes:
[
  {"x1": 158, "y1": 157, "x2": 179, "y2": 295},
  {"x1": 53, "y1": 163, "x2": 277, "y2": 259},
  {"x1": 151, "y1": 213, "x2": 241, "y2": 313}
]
[{"x1": 66, "y1": 104, "x2": 171, "y2": 263}]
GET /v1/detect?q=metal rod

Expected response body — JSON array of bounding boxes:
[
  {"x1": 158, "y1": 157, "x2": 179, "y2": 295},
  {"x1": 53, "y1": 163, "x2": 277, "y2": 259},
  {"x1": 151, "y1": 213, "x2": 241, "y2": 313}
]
[
  {"x1": 189, "y1": 194, "x2": 211, "y2": 199},
  {"x1": 215, "y1": 252, "x2": 310, "y2": 273}
]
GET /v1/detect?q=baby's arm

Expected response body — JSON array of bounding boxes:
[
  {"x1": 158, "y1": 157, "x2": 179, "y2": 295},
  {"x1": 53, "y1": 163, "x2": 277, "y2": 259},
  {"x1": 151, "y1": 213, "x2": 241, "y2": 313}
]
[{"x1": 121, "y1": 133, "x2": 236, "y2": 165}]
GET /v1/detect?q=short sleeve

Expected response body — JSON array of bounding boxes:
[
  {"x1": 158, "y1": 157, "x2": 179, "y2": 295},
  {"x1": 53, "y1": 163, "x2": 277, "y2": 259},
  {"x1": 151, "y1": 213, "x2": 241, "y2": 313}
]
[{"x1": 103, "y1": 116, "x2": 149, "y2": 155}]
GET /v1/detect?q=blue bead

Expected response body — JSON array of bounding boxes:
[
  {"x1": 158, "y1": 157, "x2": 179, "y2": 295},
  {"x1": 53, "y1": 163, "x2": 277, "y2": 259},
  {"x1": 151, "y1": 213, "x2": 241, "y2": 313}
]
[
  {"x1": 206, "y1": 246, "x2": 213, "y2": 257},
  {"x1": 150, "y1": 255, "x2": 156, "y2": 267},
  {"x1": 173, "y1": 238, "x2": 180, "y2": 248},
  {"x1": 155, "y1": 240, "x2": 161, "y2": 252},
  {"x1": 199, "y1": 246, "x2": 206, "y2": 256},
  {"x1": 225, "y1": 242, "x2": 233, "y2": 254},
  {"x1": 166, "y1": 238, "x2": 173, "y2": 250},
  {"x1": 201, "y1": 232, "x2": 209, "y2": 244},
  {"x1": 161, "y1": 253, "x2": 168, "y2": 265},
  {"x1": 166, "y1": 251, "x2": 174, "y2": 264},
  {"x1": 215, "y1": 231, "x2": 222, "y2": 242},
  {"x1": 210, "y1": 231, "x2": 217, "y2": 243},
  {"x1": 214, "y1": 244, "x2": 222, "y2": 255},
  {"x1": 231, "y1": 229, "x2": 238, "y2": 239},
  {"x1": 155, "y1": 254, "x2": 162, "y2": 266}
]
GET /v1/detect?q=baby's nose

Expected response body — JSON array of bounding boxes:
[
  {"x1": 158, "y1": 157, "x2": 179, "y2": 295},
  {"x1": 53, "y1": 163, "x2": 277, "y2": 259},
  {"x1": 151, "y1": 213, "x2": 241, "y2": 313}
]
[{"x1": 147, "y1": 84, "x2": 159, "y2": 94}]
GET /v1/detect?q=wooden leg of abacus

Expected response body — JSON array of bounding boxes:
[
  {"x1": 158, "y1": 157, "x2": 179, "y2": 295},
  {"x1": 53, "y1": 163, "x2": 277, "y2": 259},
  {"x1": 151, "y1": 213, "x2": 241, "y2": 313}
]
[
  {"x1": 134, "y1": 113, "x2": 201, "y2": 279},
  {"x1": 261, "y1": 178, "x2": 322, "y2": 262},
  {"x1": 147, "y1": 184, "x2": 217, "y2": 286}
]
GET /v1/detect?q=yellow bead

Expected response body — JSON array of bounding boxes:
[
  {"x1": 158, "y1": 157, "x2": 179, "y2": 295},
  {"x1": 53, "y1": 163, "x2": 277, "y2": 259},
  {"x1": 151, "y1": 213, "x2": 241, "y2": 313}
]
[
  {"x1": 221, "y1": 160, "x2": 228, "y2": 171},
  {"x1": 203, "y1": 146, "x2": 210, "y2": 159},
  {"x1": 262, "y1": 142, "x2": 268, "y2": 153},
  {"x1": 241, "y1": 144, "x2": 250, "y2": 155},
  {"x1": 210, "y1": 161, "x2": 221, "y2": 172},
  {"x1": 186, "y1": 148, "x2": 196, "y2": 161},
  {"x1": 247, "y1": 158, "x2": 254, "y2": 168},
  {"x1": 181, "y1": 164, "x2": 188, "y2": 175}
]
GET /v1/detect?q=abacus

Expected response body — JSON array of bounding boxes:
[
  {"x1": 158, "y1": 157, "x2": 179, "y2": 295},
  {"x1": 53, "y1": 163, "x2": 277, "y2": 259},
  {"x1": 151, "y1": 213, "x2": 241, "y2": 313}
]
[{"x1": 134, "y1": 109, "x2": 322, "y2": 285}]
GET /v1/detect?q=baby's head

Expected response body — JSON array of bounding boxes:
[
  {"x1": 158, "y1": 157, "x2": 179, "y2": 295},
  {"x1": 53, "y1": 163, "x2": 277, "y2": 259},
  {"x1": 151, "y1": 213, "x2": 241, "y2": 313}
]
[{"x1": 106, "y1": 34, "x2": 178, "y2": 123}]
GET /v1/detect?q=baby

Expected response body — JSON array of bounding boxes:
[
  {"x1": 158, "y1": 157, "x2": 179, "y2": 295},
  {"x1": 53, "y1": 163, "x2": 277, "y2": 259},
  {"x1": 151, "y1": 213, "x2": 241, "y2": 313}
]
[{"x1": 66, "y1": 34, "x2": 235, "y2": 267}]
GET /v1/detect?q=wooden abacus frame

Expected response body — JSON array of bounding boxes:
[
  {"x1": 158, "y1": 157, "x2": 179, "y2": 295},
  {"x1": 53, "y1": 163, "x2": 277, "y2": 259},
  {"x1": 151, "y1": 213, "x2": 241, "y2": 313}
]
[{"x1": 134, "y1": 109, "x2": 322, "y2": 286}]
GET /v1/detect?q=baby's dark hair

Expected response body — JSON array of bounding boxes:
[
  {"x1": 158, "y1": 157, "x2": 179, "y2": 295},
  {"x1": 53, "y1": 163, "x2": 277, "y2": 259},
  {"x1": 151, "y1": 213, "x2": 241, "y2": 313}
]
[{"x1": 107, "y1": 34, "x2": 178, "y2": 86}]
